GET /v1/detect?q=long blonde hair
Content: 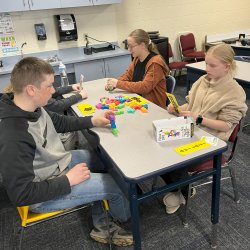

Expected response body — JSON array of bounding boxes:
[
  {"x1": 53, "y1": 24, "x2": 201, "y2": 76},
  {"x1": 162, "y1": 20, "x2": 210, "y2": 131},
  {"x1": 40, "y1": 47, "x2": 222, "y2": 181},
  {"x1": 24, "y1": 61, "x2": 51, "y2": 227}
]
[
  {"x1": 206, "y1": 43, "x2": 236, "y2": 76},
  {"x1": 129, "y1": 29, "x2": 159, "y2": 55},
  {"x1": 129, "y1": 29, "x2": 169, "y2": 74}
]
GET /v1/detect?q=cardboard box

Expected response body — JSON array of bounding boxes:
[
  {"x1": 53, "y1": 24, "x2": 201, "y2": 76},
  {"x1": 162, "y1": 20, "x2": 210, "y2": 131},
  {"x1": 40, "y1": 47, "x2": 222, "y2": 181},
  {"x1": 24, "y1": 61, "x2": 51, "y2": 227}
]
[{"x1": 153, "y1": 117, "x2": 194, "y2": 142}]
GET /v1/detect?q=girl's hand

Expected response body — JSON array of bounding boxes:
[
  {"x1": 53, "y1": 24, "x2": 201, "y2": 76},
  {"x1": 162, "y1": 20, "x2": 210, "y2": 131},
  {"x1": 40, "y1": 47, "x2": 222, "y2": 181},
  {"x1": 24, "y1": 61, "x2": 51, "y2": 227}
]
[
  {"x1": 180, "y1": 110, "x2": 198, "y2": 122},
  {"x1": 167, "y1": 104, "x2": 176, "y2": 114},
  {"x1": 105, "y1": 78, "x2": 118, "y2": 91}
]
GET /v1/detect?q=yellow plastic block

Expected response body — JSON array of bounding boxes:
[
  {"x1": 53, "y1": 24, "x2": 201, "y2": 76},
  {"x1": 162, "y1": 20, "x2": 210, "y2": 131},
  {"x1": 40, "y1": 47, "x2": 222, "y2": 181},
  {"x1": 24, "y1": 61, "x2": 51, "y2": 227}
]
[{"x1": 77, "y1": 103, "x2": 96, "y2": 115}]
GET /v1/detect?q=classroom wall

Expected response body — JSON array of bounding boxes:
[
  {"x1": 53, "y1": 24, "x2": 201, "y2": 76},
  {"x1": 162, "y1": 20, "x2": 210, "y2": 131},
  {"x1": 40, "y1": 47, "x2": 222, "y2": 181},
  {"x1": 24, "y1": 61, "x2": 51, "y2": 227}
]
[
  {"x1": 115, "y1": 0, "x2": 250, "y2": 58},
  {"x1": 1, "y1": 0, "x2": 250, "y2": 59},
  {"x1": 0, "y1": 5, "x2": 118, "y2": 57}
]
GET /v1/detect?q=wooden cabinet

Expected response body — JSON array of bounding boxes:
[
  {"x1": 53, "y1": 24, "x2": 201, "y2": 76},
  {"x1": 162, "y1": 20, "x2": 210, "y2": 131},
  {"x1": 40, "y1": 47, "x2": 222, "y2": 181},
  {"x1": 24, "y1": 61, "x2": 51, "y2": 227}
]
[
  {"x1": 0, "y1": 0, "x2": 61, "y2": 12},
  {"x1": 74, "y1": 54, "x2": 130, "y2": 82}
]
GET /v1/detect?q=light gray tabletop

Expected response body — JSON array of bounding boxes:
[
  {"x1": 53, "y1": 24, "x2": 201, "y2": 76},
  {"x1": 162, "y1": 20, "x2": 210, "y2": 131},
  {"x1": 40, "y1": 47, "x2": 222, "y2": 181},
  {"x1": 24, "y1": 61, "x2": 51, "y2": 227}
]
[
  {"x1": 67, "y1": 78, "x2": 227, "y2": 180},
  {"x1": 186, "y1": 60, "x2": 250, "y2": 83}
]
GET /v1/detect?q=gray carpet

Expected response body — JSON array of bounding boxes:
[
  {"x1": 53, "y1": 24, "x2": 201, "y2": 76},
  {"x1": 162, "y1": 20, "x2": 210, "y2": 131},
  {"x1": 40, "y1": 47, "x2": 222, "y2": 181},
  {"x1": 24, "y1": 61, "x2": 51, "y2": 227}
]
[{"x1": 1, "y1": 76, "x2": 250, "y2": 250}]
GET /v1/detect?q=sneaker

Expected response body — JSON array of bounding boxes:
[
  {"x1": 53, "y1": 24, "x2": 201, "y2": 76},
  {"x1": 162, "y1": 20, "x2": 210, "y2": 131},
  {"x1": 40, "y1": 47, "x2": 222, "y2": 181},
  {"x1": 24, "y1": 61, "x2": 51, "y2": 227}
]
[
  {"x1": 90, "y1": 221, "x2": 133, "y2": 246},
  {"x1": 163, "y1": 190, "x2": 186, "y2": 214},
  {"x1": 190, "y1": 186, "x2": 197, "y2": 198}
]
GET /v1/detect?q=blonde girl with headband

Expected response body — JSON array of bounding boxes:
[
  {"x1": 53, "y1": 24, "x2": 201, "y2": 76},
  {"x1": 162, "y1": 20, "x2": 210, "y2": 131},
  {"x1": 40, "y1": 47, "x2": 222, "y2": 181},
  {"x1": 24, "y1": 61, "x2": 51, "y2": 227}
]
[{"x1": 105, "y1": 29, "x2": 169, "y2": 108}]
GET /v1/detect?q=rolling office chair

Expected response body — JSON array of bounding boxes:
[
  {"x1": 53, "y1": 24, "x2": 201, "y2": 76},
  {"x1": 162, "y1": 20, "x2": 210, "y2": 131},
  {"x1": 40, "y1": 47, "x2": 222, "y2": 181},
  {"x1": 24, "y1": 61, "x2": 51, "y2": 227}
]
[
  {"x1": 168, "y1": 43, "x2": 189, "y2": 77},
  {"x1": 17, "y1": 200, "x2": 112, "y2": 249},
  {"x1": 183, "y1": 119, "x2": 243, "y2": 225},
  {"x1": 179, "y1": 33, "x2": 205, "y2": 62}
]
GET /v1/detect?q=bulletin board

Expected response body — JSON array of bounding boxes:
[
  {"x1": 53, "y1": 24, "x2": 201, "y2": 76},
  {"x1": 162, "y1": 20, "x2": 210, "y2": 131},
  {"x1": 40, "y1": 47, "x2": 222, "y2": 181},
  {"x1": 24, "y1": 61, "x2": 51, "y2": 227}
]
[{"x1": 0, "y1": 13, "x2": 19, "y2": 55}]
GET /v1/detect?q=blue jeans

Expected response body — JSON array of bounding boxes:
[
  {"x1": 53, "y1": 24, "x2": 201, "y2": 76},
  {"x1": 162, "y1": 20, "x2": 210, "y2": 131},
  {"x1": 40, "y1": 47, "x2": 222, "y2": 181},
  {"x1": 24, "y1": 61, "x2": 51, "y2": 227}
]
[{"x1": 30, "y1": 150, "x2": 131, "y2": 228}]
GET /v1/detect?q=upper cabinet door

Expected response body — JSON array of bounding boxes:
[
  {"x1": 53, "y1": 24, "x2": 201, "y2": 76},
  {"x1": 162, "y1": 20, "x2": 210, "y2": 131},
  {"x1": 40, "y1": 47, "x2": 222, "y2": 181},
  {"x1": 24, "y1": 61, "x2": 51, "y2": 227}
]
[
  {"x1": 29, "y1": 0, "x2": 61, "y2": 10},
  {"x1": 92, "y1": 0, "x2": 121, "y2": 5},
  {"x1": 60, "y1": 0, "x2": 93, "y2": 8},
  {"x1": 0, "y1": 0, "x2": 61, "y2": 12},
  {"x1": 0, "y1": 0, "x2": 30, "y2": 12}
]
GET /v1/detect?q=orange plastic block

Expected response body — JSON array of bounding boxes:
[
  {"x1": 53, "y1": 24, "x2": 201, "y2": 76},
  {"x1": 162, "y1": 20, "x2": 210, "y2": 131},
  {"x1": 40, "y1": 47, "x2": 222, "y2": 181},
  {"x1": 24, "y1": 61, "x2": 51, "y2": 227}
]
[{"x1": 140, "y1": 107, "x2": 148, "y2": 113}]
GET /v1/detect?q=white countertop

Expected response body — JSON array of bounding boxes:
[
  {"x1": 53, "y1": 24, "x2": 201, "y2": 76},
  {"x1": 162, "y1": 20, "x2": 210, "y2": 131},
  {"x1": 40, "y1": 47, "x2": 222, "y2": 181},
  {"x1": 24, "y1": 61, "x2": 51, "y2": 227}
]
[
  {"x1": 0, "y1": 45, "x2": 130, "y2": 75},
  {"x1": 186, "y1": 60, "x2": 250, "y2": 83}
]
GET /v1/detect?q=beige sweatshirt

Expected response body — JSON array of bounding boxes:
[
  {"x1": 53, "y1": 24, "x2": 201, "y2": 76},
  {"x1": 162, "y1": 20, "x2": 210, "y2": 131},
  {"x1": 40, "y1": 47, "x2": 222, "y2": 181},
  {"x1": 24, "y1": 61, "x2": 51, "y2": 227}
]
[{"x1": 186, "y1": 74, "x2": 248, "y2": 141}]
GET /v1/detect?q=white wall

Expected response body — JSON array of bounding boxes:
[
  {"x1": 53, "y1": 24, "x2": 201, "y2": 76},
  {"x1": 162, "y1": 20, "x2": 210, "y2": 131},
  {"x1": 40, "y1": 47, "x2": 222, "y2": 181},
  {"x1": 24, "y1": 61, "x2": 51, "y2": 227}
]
[
  {"x1": 1, "y1": 0, "x2": 250, "y2": 58},
  {"x1": 115, "y1": 0, "x2": 250, "y2": 58},
  {"x1": 0, "y1": 5, "x2": 118, "y2": 57}
]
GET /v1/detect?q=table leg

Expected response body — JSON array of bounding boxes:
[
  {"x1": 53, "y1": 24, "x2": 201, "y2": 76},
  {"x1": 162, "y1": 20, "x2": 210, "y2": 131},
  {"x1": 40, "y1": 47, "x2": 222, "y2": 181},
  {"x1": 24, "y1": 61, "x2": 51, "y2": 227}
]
[
  {"x1": 130, "y1": 183, "x2": 141, "y2": 250},
  {"x1": 211, "y1": 154, "x2": 222, "y2": 248}
]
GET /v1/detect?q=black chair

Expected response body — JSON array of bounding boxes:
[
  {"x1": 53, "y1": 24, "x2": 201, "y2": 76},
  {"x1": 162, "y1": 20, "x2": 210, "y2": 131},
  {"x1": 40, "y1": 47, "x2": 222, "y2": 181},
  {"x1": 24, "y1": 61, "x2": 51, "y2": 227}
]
[{"x1": 166, "y1": 75, "x2": 176, "y2": 106}]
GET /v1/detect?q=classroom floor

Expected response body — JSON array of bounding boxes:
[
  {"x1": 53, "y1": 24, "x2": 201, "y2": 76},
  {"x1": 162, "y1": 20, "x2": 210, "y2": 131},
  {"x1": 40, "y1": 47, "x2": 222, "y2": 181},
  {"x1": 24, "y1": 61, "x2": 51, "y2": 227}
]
[{"x1": 1, "y1": 76, "x2": 250, "y2": 250}]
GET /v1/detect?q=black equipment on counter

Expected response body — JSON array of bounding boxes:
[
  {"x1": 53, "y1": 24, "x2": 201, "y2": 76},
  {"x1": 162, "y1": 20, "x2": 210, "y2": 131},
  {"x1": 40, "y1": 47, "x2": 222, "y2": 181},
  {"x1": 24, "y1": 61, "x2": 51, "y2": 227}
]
[{"x1": 241, "y1": 38, "x2": 250, "y2": 46}]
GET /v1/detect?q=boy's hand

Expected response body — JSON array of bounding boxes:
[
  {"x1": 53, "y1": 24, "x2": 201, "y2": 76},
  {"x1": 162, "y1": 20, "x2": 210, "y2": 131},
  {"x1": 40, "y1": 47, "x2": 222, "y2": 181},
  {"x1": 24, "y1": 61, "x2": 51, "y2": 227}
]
[
  {"x1": 66, "y1": 163, "x2": 90, "y2": 186},
  {"x1": 91, "y1": 111, "x2": 114, "y2": 127},
  {"x1": 72, "y1": 83, "x2": 81, "y2": 92},
  {"x1": 79, "y1": 89, "x2": 88, "y2": 99}
]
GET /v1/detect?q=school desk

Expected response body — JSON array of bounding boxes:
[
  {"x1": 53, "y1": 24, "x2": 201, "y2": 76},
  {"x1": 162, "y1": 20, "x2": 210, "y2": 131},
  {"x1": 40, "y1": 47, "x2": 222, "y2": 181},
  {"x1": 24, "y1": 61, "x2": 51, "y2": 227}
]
[
  {"x1": 186, "y1": 60, "x2": 250, "y2": 98},
  {"x1": 65, "y1": 78, "x2": 228, "y2": 249}
]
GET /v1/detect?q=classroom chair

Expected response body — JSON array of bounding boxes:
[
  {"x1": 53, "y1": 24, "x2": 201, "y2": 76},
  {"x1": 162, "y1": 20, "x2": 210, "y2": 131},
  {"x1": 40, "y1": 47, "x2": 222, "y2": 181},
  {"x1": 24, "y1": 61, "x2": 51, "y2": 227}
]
[
  {"x1": 168, "y1": 43, "x2": 189, "y2": 77},
  {"x1": 17, "y1": 200, "x2": 112, "y2": 249},
  {"x1": 166, "y1": 75, "x2": 176, "y2": 106},
  {"x1": 183, "y1": 119, "x2": 243, "y2": 226},
  {"x1": 179, "y1": 33, "x2": 205, "y2": 62}
]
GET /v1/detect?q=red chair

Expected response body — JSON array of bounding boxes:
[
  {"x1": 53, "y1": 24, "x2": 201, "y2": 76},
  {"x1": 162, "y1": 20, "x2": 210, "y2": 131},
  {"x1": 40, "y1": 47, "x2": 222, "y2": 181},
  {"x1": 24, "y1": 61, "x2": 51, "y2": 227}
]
[
  {"x1": 168, "y1": 43, "x2": 189, "y2": 77},
  {"x1": 179, "y1": 33, "x2": 205, "y2": 62},
  {"x1": 182, "y1": 120, "x2": 243, "y2": 227}
]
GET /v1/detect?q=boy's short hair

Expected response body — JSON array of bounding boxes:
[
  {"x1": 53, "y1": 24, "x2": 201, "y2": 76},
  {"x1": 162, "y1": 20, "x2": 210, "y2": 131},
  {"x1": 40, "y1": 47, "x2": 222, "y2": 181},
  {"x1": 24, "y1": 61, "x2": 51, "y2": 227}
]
[{"x1": 11, "y1": 57, "x2": 54, "y2": 93}]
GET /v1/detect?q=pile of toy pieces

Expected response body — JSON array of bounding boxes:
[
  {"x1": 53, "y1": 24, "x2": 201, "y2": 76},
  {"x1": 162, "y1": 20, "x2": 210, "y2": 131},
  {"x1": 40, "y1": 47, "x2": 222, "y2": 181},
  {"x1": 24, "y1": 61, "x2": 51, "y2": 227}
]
[
  {"x1": 95, "y1": 95, "x2": 149, "y2": 115},
  {"x1": 96, "y1": 95, "x2": 149, "y2": 135}
]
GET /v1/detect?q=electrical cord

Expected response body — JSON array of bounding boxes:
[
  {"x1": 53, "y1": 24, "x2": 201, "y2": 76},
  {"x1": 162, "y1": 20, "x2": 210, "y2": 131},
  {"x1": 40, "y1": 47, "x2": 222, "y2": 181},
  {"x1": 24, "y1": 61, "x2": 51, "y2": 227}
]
[{"x1": 85, "y1": 35, "x2": 120, "y2": 49}]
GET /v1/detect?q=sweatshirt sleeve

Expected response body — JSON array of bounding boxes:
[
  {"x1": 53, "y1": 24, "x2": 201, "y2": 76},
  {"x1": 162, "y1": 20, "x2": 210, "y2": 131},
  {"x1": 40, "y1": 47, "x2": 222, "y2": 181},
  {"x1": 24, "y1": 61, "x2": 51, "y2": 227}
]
[
  {"x1": 47, "y1": 109, "x2": 94, "y2": 133},
  {"x1": 118, "y1": 59, "x2": 135, "y2": 81},
  {"x1": 0, "y1": 122, "x2": 71, "y2": 206},
  {"x1": 52, "y1": 86, "x2": 73, "y2": 98},
  {"x1": 117, "y1": 62, "x2": 165, "y2": 95},
  {"x1": 45, "y1": 93, "x2": 82, "y2": 113}
]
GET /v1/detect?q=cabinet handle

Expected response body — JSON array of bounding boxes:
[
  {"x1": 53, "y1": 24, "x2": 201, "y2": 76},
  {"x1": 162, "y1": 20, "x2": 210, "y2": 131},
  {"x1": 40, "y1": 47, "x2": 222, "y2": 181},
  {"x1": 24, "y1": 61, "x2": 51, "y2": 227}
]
[
  {"x1": 31, "y1": 0, "x2": 34, "y2": 6},
  {"x1": 23, "y1": 0, "x2": 26, "y2": 6},
  {"x1": 107, "y1": 63, "x2": 110, "y2": 75},
  {"x1": 101, "y1": 66, "x2": 104, "y2": 76}
]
